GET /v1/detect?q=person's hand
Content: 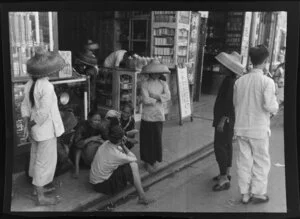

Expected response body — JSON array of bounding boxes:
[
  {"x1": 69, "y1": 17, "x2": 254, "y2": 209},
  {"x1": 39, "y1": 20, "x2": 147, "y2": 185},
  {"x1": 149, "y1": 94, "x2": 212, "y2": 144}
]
[
  {"x1": 28, "y1": 120, "x2": 36, "y2": 129},
  {"x1": 24, "y1": 126, "x2": 29, "y2": 140},
  {"x1": 149, "y1": 93, "x2": 161, "y2": 101},
  {"x1": 217, "y1": 117, "x2": 228, "y2": 132},
  {"x1": 89, "y1": 136, "x2": 103, "y2": 142}
]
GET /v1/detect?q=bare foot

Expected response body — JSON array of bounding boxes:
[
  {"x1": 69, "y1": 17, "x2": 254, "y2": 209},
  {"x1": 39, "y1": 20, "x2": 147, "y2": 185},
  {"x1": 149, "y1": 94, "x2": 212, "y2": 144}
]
[
  {"x1": 144, "y1": 163, "x2": 155, "y2": 173},
  {"x1": 72, "y1": 172, "x2": 79, "y2": 179},
  {"x1": 137, "y1": 197, "x2": 155, "y2": 205},
  {"x1": 33, "y1": 187, "x2": 55, "y2": 196},
  {"x1": 36, "y1": 196, "x2": 61, "y2": 206}
]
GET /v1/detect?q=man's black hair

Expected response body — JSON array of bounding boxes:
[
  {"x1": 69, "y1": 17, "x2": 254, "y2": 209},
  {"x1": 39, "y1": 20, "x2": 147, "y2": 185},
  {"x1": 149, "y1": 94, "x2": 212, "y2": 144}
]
[{"x1": 249, "y1": 45, "x2": 270, "y2": 66}]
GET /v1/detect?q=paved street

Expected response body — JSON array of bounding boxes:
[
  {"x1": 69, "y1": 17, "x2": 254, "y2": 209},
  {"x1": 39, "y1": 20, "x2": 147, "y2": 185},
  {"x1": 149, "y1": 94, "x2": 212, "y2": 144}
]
[{"x1": 112, "y1": 110, "x2": 285, "y2": 213}]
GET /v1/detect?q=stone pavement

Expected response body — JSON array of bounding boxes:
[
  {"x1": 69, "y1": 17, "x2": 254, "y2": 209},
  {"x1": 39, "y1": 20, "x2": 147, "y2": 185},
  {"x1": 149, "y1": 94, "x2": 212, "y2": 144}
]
[{"x1": 10, "y1": 95, "x2": 217, "y2": 212}]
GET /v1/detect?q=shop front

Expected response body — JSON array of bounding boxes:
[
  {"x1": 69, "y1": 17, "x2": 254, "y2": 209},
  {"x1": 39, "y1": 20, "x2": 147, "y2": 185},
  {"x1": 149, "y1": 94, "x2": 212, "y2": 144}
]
[
  {"x1": 9, "y1": 11, "x2": 205, "y2": 174},
  {"x1": 9, "y1": 12, "x2": 91, "y2": 173},
  {"x1": 200, "y1": 11, "x2": 252, "y2": 95}
]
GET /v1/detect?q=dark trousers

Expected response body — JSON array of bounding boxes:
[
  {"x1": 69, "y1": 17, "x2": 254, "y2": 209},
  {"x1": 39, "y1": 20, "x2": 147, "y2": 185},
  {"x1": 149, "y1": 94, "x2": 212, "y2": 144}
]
[
  {"x1": 140, "y1": 120, "x2": 163, "y2": 165},
  {"x1": 214, "y1": 124, "x2": 233, "y2": 175}
]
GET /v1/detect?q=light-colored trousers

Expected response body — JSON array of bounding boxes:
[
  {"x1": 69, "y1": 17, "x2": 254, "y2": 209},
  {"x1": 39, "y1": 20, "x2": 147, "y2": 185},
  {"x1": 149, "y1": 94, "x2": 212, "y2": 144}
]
[
  {"x1": 29, "y1": 137, "x2": 57, "y2": 187},
  {"x1": 236, "y1": 136, "x2": 271, "y2": 195}
]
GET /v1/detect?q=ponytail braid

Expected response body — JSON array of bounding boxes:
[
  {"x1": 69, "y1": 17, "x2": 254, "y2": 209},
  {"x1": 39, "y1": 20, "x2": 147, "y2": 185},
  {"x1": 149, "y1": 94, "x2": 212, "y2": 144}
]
[{"x1": 29, "y1": 77, "x2": 38, "y2": 108}]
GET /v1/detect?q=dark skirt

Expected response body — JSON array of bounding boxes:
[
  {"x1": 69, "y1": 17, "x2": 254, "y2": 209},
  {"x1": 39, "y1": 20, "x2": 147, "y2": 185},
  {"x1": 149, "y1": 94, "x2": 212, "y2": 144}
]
[
  {"x1": 93, "y1": 163, "x2": 133, "y2": 195},
  {"x1": 140, "y1": 120, "x2": 163, "y2": 165}
]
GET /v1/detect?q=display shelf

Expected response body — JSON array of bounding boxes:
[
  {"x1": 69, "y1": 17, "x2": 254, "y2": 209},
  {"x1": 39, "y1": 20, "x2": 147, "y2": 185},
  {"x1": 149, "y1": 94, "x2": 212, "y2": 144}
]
[
  {"x1": 151, "y1": 11, "x2": 191, "y2": 67},
  {"x1": 96, "y1": 67, "x2": 140, "y2": 119},
  {"x1": 224, "y1": 11, "x2": 245, "y2": 53}
]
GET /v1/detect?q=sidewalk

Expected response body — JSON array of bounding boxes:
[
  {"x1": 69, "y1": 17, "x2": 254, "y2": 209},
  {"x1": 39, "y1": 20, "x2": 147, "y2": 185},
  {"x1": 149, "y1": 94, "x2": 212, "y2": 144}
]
[{"x1": 10, "y1": 95, "x2": 217, "y2": 212}]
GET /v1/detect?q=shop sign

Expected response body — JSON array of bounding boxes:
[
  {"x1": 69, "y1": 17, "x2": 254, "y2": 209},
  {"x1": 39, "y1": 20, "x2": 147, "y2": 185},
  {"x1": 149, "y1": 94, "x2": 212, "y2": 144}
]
[
  {"x1": 241, "y1": 12, "x2": 252, "y2": 66},
  {"x1": 176, "y1": 66, "x2": 193, "y2": 125}
]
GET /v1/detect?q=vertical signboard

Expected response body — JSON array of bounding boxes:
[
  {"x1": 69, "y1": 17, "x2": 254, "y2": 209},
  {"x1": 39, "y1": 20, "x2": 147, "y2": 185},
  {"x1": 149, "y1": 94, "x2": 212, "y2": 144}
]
[
  {"x1": 240, "y1": 12, "x2": 252, "y2": 66},
  {"x1": 187, "y1": 12, "x2": 200, "y2": 85},
  {"x1": 176, "y1": 66, "x2": 193, "y2": 125}
]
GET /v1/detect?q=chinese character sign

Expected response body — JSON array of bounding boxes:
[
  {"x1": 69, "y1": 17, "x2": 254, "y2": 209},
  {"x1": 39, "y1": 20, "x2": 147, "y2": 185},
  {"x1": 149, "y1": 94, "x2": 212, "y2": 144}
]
[{"x1": 177, "y1": 67, "x2": 191, "y2": 119}]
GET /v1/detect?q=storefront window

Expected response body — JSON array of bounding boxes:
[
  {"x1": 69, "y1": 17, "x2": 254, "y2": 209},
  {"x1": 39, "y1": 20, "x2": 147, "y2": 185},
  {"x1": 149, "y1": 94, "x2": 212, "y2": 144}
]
[{"x1": 9, "y1": 12, "x2": 57, "y2": 80}]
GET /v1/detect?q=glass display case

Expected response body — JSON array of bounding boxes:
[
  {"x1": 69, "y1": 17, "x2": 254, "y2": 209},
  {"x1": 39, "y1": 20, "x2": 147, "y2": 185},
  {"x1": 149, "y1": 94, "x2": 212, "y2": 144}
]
[
  {"x1": 9, "y1": 12, "x2": 58, "y2": 81},
  {"x1": 96, "y1": 67, "x2": 141, "y2": 121}
]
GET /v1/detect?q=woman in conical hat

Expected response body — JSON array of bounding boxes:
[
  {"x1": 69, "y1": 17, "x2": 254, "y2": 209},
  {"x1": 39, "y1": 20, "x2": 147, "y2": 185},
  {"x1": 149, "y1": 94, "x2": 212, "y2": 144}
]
[
  {"x1": 211, "y1": 51, "x2": 244, "y2": 192},
  {"x1": 139, "y1": 60, "x2": 171, "y2": 173},
  {"x1": 21, "y1": 46, "x2": 65, "y2": 206}
]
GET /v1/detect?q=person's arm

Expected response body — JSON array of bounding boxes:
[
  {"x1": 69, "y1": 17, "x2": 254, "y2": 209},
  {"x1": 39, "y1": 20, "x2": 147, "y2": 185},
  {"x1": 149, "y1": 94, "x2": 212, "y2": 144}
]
[
  {"x1": 21, "y1": 85, "x2": 31, "y2": 139},
  {"x1": 33, "y1": 82, "x2": 54, "y2": 126},
  {"x1": 149, "y1": 81, "x2": 171, "y2": 103},
  {"x1": 263, "y1": 78, "x2": 279, "y2": 115},
  {"x1": 233, "y1": 81, "x2": 238, "y2": 109},
  {"x1": 115, "y1": 146, "x2": 137, "y2": 165},
  {"x1": 73, "y1": 124, "x2": 96, "y2": 148},
  {"x1": 223, "y1": 78, "x2": 235, "y2": 121},
  {"x1": 158, "y1": 81, "x2": 171, "y2": 103},
  {"x1": 216, "y1": 78, "x2": 231, "y2": 132},
  {"x1": 141, "y1": 82, "x2": 157, "y2": 105}
]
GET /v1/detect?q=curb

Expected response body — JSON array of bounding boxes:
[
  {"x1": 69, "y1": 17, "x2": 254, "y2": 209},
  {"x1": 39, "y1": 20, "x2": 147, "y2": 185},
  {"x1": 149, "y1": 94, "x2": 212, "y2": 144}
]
[{"x1": 73, "y1": 142, "x2": 214, "y2": 212}]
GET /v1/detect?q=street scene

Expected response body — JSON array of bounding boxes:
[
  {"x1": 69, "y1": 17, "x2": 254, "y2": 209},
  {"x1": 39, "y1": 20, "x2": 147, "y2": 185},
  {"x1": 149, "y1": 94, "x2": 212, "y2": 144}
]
[
  {"x1": 111, "y1": 109, "x2": 285, "y2": 212},
  {"x1": 4, "y1": 8, "x2": 290, "y2": 214}
]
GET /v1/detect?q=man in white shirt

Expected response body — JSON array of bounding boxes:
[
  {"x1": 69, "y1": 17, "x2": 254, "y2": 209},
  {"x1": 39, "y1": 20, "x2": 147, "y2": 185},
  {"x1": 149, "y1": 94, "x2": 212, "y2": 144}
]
[
  {"x1": 233, "y1": 45, "x2": 279, "y2": 204},
  {"x1": 21, "y1": 47, "x2": 65, "y2": 206},
  {"x1": 103, "y1": 50, "x2": 135, "y2": 68}
]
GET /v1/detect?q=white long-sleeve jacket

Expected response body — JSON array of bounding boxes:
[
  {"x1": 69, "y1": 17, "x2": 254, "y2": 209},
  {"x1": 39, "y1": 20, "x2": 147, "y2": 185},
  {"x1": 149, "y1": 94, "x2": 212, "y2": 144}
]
[
  {"x1": 233, "y1": 68, "x2": 279, "y2": 139},
  {"x1": 21, "y1": 77, "x2": 65, "y2": 141},
  {"x1": 141, "y1": 78, "x2": 171, "y2": 122}
]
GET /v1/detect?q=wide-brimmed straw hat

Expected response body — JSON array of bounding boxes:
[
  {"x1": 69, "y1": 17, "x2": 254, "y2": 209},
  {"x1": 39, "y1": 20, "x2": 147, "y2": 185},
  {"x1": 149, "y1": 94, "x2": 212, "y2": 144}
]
[
  {"x1": 215, "y1": 51, "x2": 244, "y2": 76},
  {"x1": 140, "y1": 59, "x2": 170, "y2": 74},
  {"x1": 76, "y1": 49, "x2": 97, "y2": 66},
  {"x1": 26, "y1": 47, "x2": 66, "y2": 78},
  {"x1": 84, "y1": 40, "x2": 99, "y2": 51}
]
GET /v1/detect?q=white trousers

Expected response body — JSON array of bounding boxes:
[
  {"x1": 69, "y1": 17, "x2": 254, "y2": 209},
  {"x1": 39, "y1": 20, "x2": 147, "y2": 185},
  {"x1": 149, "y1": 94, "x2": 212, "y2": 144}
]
[
  {"x1": 29, "y1": 137, "x2": 57, "y2": 187},
  {"x1": 236, "y1": 136, "x2": 271, "y2": 195}
]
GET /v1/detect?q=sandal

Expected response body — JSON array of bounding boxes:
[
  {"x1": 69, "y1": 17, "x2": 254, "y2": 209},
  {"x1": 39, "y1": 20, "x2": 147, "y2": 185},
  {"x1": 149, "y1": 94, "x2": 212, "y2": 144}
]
[
  {"x1": 251, "y1": 195, "x2": 269, "y2": 204},
  {"x1": 212, "y1": 175, "x2": 231, "y2": 181},
  {"x1": 137, "y1": 197, "x2": 155, "y2": 205},
  {"x1": 212, "y1": 182, "x2": 230, "y2": 191}
]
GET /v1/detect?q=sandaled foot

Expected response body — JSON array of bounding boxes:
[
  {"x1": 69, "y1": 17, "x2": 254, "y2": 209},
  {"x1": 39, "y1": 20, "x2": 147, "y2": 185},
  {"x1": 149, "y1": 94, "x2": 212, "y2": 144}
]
[
  {"x1": 212, "y1": 175, "x2": 231, "y2": 181},
  {"x1": 212, "y1": 181, "x2": 230, "y2": 191},
  {"x1": 137, "y1": 197, "x2": 155, "y2": 205},
  {"x1": 241, "y1": 194, "x2": 252, "y2": 204},
  {"x1": 72, "y1": 171, "x2": 79, "y2": 179},
  {"x1": 252, "y1": 195, "x2": 269, "y2": 204},
  {"x1": 36, "y1": 195, "x2": 61, "y2": 206},
  {"x1": 144, "y1": 164, "x2": 155, "y2": 173}
]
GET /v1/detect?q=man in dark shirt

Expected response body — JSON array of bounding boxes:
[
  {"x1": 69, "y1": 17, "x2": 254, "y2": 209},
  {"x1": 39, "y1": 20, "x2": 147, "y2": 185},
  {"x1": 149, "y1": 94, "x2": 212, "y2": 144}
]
[{"x1": 212, "y1": 51, "x2": 244, "y2": 191}]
